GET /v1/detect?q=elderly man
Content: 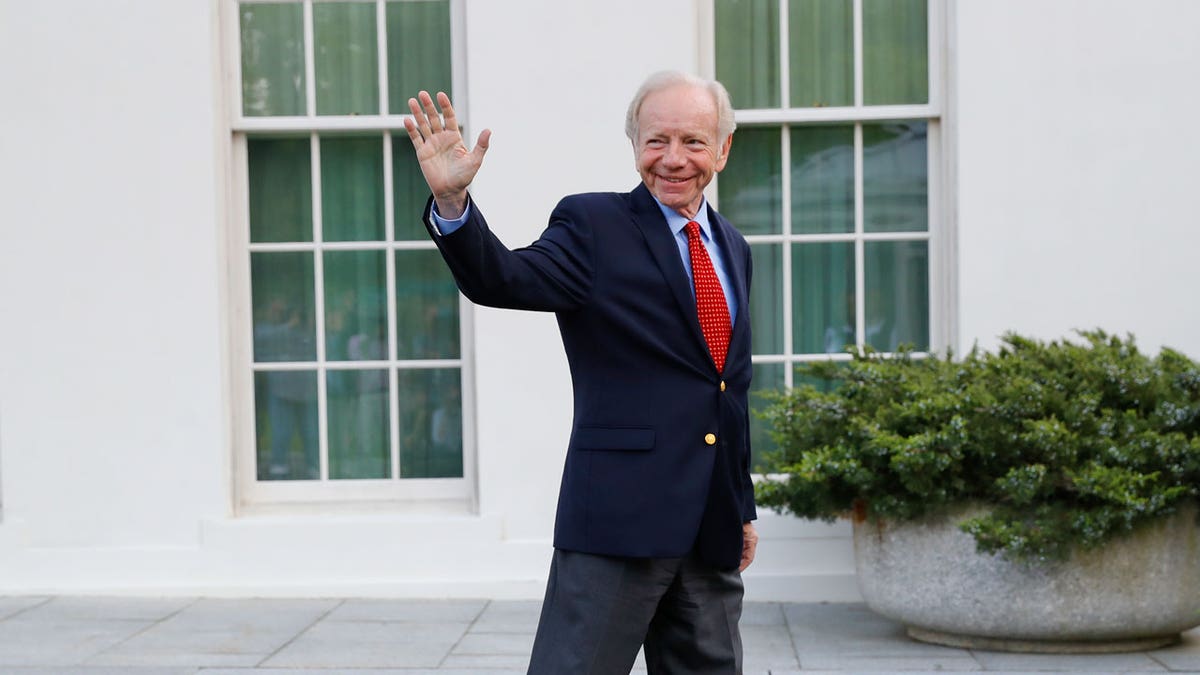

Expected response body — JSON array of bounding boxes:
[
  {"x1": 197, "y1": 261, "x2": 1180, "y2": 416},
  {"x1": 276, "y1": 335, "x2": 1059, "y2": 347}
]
[{"x1": 405, "y1": 71, "x2": 758, "y2": 674}]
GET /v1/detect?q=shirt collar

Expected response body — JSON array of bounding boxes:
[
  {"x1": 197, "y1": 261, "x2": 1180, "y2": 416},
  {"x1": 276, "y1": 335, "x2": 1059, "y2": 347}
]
[{"x1": 651, "y1": 195, "x2": 714, "y2": 242}]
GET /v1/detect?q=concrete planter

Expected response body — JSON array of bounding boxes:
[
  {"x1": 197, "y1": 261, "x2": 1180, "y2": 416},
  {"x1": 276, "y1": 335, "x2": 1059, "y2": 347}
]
[{"x1": 853, "y1": 502, "x2": 1200, "y2": 653}]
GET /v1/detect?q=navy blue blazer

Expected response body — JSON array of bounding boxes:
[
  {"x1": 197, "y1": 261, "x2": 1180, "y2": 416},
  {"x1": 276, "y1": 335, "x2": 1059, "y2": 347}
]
[{"x1": 423, "y1": 183, "x2": 757, "y2": 570}]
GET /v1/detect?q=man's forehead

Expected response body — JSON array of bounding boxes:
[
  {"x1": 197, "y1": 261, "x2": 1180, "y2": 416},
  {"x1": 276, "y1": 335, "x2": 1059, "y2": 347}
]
[
  {"x1": 642, "y1": 84, "x2": 716, "y2": 113},
  {"x1": 638, "y1": 85, "x2": 719, "y2": 131}
]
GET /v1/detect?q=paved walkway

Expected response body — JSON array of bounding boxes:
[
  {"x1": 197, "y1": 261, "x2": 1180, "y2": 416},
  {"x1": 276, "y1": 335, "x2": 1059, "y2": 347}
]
[{"x1": 0, "y1": 596, "x2": 1197, "y2": 673}]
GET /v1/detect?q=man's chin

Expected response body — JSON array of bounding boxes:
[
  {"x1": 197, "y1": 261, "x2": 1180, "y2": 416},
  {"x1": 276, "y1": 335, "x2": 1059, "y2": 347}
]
[{"x1": 651, "y1": 189, "x2": 698, "y2": 214}]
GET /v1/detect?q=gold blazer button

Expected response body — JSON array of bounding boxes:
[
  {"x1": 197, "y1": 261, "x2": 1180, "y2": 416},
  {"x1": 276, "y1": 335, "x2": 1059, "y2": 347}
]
[
  {"x1": 704, "y1": 433, "x2": 717, "y2": 445},
  {"x1": 720, "y1": 380, "x2": 726, "y2": 392}
]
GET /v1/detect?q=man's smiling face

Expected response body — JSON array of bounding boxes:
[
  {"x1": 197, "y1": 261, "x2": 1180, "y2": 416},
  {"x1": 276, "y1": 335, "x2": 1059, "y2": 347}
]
[{"x1": 635, "y1": 83, "x2": 732, "y2": 219}]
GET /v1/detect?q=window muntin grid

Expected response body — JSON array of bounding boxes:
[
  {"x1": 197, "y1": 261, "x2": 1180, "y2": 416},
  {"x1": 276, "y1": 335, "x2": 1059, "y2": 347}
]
[
  {"x1": 710, "y1": 0, "x2": 943, "y2": 469},
  {"x1": 231, "y1": 0, "x2": 470, "y2": 502}
]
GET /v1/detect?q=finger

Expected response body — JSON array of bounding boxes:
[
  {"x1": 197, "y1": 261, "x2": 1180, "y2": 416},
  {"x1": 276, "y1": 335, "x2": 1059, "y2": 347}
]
[
  {"x1": 403, "y1": 117, "x2": 424, "y2": 148},
  {"x1": 407, "y1": 95, "x2": 431, "y2": 139},
  {"x1": 436, "y1": 92, "x2": 459, "y2": 133},
  {"x1": 419, "y1": 90, "x2": 443, "y2": 133},
  {"x1": 471, "y1": 129, "x2": 492, "y2": 161}
]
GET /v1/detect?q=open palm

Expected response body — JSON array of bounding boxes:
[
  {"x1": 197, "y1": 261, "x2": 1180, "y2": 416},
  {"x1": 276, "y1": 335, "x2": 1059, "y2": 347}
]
[{"x1": 404, "y1": 91, "x2": 490, "y2": 218}]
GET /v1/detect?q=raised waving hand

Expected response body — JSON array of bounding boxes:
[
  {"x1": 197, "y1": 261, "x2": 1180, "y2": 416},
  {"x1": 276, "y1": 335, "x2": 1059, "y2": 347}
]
[{"x1": 404, "y1": 91, "x2": 491, "y2": 219}]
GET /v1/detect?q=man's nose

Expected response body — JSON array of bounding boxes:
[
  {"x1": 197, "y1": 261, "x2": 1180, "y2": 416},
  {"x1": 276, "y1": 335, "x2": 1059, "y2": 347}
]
[{"x1": 663, "y1": 141, "x2": 686, "y2": 167}]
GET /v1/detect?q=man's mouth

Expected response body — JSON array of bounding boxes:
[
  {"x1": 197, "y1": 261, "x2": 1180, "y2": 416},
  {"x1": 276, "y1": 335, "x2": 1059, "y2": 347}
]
[{"x1": 660, "y1": 176, "x2": 691, "y2": 184}]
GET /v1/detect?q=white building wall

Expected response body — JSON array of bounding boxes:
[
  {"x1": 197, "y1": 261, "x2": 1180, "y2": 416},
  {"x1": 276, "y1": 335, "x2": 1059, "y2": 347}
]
[
  {"x1": 955, "y1": 0, "x2": 1200, "y2": 356},
  {"x1": 0, "y1": 1, "x2": 231, "y2": 548},
  {"x1": 0, "y1": 0, "x2": 1196, "y2": 601}
]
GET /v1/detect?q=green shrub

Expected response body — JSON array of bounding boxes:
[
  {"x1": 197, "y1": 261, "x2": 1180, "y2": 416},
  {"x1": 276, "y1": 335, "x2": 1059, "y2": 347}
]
[{"x1": 756, "y1": 330, "x2": 1200, "y2": 562}]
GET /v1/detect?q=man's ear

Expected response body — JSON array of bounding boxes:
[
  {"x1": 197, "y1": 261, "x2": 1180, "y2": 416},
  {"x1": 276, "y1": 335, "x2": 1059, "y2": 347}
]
[{"x1": 715, "y1": 134, "x2": 734, "y2": 171}]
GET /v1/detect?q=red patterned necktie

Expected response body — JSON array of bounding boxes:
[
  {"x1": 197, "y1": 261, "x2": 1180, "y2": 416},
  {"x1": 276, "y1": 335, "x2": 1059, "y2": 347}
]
[{"x1": 685, "y1": 221, "x2": 732, "y2": 373}]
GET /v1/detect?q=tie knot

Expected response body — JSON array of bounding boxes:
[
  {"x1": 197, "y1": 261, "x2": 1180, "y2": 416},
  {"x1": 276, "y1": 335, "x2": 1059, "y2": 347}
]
[{"x1": 685, "y1": 220, "x2": 701, "y2": 241}]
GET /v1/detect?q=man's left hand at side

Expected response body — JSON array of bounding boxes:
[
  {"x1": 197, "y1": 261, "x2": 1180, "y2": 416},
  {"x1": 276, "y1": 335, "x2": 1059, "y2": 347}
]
[{"x1": 739, "y1": 522, "x2": 758, "y2": 572}]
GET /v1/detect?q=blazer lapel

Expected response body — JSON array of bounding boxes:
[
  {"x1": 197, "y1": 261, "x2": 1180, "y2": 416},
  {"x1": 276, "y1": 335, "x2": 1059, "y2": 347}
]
[
  {"x1": 627, "y1": 184, "x2": 712, "y2": 365},
  {"x1": 708, "y1": 206, "x2": 751, "y2": 352}
]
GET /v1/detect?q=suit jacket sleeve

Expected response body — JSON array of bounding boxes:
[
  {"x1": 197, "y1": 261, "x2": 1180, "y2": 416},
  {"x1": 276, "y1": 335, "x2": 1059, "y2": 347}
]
[{"x1": 422, "y1": 194, "x2": 593, "y2": 313}]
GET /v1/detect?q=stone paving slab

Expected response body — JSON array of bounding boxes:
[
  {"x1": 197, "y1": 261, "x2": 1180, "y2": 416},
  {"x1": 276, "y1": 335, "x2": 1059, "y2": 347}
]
[
  {"x1": 86, "y1": 599, "x2": 338, "y2": 668},
  {"x1": 1153, "y1": 653, "x2": 1200, "y2": 671},
  {"x1": 0, "y1": 597, "x2": 1198, "y2": 672},
  {"x1": 440, "y1": 653, "x2": 529, "y2": 669},
  {"x1": 17, "y1": 597, "x2": 193, "y2": 622},
  {"x1": 0, "y1": 662, "x2": 196, "y2": 667},
  {"x1": 264, "y1": 620, "x2": 470, "y2": 669},
  {"x1": 325, "y1": 598, "x2": 487, "y2": 624},
  {"x1": 768, "y1": 667, "x2": 1142, "y2": 672},
  {"x1": 201, "y1": 670, "x2": 526, "y2": 675},
  {"x1": 741, "y1": 600, "x2": 787, "y2": 626},
  {"x1": 970, "y1": 650, "x2": 1169, "y2": 671},
  {"x1": 0, "y1": 615, "x2": 153, "y2": 667},
  {"x1": 0, "y1": 597, "x2": 50, "y2": 621},
  {"x1": 451, "y1": 631, "x2": 536, "y2": 658},
  {"x1": 470, "y1": 600, "x2": 541, "y2": 634},
  {"x1": 741, "y1": 624, "x2": 800, "y2": 669},
  {"x1": 795, "y1": 655, "x2": 985, "y2": 671}
]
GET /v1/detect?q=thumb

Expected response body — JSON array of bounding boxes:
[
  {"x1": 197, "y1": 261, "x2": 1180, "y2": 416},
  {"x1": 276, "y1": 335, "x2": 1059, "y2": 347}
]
[{"x1": 472, "y1": 129, "x2": 491, "y2": 160}]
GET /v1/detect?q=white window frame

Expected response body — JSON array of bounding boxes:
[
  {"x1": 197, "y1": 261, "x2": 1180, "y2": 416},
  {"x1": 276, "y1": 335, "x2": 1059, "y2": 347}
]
[
  {"x1": 222, "y1": 0, "x2": 477, "y2": 511},
  {"x1": 701, "y1": 0, "x2": 957, "y2": 390}
]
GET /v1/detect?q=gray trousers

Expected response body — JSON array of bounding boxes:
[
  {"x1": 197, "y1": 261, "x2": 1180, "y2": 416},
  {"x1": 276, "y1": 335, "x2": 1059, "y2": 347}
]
[{"x1": 527, "y1": 548, "x2": 744, "y2": 674}]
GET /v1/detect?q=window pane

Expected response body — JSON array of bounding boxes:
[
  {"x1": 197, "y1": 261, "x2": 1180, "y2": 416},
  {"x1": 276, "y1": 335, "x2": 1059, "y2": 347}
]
[
  {"x1": 865, "y1": 240, "x2": 928, "y2": 351},
  {"x1": 395, "y1": 250, "x2": 459, "y2": 359},
  {"x1": 392, "y1": 134, "x2": 430, "y2": 241},
  {"x1": 321, "y1": 135, "x2": 384, "y2": 241},
  {"x1": 328, "y1": 369, "x2": 390, "y2": 479},
  {"x1": 387, "y1": 0, "x2": 452, "y2": 115},
  {"x1": 792, "y1": 242, "x2": 854, "y2": 354},
  {"x1": 791, "y1": 125, "x2": 854, "y2": 234},
  {"x1": 255, "y1": 370, "x2": 319, "y2": 480},
  {"x1": 863, "y1": 121, "x2": 927, "y2": 233},
  {"x1": 749, "y1": 243, "x2": 783, "y2": 355},
  {"x1": 788, "y1": 0, "x2": 853, "y2": 108},
  {"x1": 863, "y1": 0, "x2": 928, "y2": 105},
  {"x1": 750, "y1": 362, "x2": 785, "y2": 471},
  {"x1": 248, "y1": 137, "x2": 312, "y2": 243},
  {"x1": 715, "y1": 0, "x2": 780, "y2": 109},
  {"x1": 719, "y1": 127, "x2": 781, "y2": 235},
  {"x1": 240, "y1": 3, "x2": 306, "y2": 117},
  {"x1": 399, "y1": 368, "x2": 462, "y2": 478},
  {"x1": 251, "y1": 252, "x2": 316, "y2": 362},
  {"x1": 314, "y1": 2, "x2": 379, "y2": 115},
  {"x1": 324, "y1": 251, "x2": 387, "y2": 362}
]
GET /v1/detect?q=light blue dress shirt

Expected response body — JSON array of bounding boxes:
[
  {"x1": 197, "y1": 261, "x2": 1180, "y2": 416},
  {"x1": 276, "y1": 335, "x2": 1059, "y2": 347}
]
[
  {"x1": 430, "y1": 195, "x2": 737, "y2": 321},
  {"x1": 651, "y1": 195, "x2": 738, "y2": 323}
]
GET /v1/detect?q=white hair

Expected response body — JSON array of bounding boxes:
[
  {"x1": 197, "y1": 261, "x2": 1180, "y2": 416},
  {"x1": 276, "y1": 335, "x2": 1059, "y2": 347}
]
[{"x1": 624, "y1": 71, "x2": 737, "y2": 146}]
